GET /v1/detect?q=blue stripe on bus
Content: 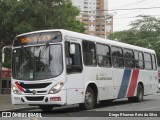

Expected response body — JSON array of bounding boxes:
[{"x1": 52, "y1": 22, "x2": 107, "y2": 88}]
[
  {"x1": 19, "y1": 82, "x2": 31, "y2": 92},
  {"x1": 117, "y1": 69, "x2": 132, "y2": 98},
  {"x1": 19, "y1": 82, "x2": 24, "y2": 84},
  {"x1": 25, "y1": 88, "x2": 31, "y2": 92}
]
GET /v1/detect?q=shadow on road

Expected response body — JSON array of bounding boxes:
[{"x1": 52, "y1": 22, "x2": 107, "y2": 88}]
[
  {"x1": 97, "y1": 98, "x2": 152, "y2": 109},
  {"x1": 18, "y1": 98, "x2": 153, "y2": 116}
]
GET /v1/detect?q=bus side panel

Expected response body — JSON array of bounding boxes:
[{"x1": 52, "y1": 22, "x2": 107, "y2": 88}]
[
  {"x1": 66, "y1": 73, "x2": 85, "y2": 105},
  {"x1": 112, "y1": 68, "x2": 128, "y2": 99},
  {"x1": 127, "y1": 69, "x2": 139, "y2": 97},
  {"x1": 129, "y1": 70, "x2": 158, "y2": 97},
  {"x1": 142, "y1": 70, "x2": 158, "y2": 95},
  {"x1": 114, "y1": 68, "x2": 141, "y2": 99},
  {"x1": 83, "y1": 67, "x2": 115, "y2": 101},
  {"x1": 142, "y1": 70, "x2": 151, "y2": 95}
]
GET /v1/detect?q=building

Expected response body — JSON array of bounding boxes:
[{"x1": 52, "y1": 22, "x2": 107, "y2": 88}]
[
  {"x1": 72, "y1": 0, "x2": 113, "y2": 38},
  {"x1": 0, "y1": 46, "x2": 12, "y2": 94},
  {"x1": 0, "y1": 67, "x2": 11, "y2": 94}
]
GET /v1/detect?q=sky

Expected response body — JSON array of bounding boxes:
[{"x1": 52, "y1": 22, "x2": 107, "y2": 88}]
[{"x1": 108, "y1": 0, "x2": 160, "y2": 32}]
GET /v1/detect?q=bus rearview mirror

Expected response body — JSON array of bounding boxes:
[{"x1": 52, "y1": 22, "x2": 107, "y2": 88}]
[
  {"x1": 2, "y1": 53, "x2": 4, "y2": 63},
  {"x1": 70, "y1": 44, "x2": 75, "y2": 54}
]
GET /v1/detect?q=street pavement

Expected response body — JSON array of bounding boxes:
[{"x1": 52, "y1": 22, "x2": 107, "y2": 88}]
[
  {"x1": 0, "y1": 94, "x2": 37, "y2": 112},
  {"x1": 0, "y1": 93, "x2": 160, "y2": 120},
  {"x1": 0, "y1": 92, "x2": 160, "y2": 112}
]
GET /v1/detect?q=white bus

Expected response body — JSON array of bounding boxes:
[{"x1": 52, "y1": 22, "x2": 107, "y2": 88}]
[{"x1": 11, "y1": 29, "x2": 159, "y2": 111}]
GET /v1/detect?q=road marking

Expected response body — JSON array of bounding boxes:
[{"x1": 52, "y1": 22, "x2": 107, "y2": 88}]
[
  {"x1": 31, "y1": 118, "x2": 38, "y2": 120},
  {"x1": 65, "y1": 113, "x2": 72, "y2": 115},
  {"x1": 139, "y1": 106, "x2": 160, "y2": 111}
]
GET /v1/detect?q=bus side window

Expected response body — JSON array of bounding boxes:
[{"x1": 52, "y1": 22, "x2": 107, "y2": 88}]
[
  {"x1": 82, "y1": 41, "x2": 97, "y2": 66},
  {"x1": 124, "y1": 49, "x2": 135, "y2": 68},
  {"x1": 96, "y1": 43, "x2": 111, "y2": 67},
  {"x1": 134, "y1": 51, "x2": 144, "y2": 69},
  {"x1": 65, "y1": 42, "x2": 82, "y2": 73},
  {"x1": 152, "y1": 54, "x2": 157, "y2": 70},
  {"x1": 134, "y1": 51, "x2": 139, "y2": 68},
  {"x1": 144, "y1": 53, "x2": 152, "y2": 70},
  {"x1": 111, "y1": 46, "x2": 124, "y2": 68}
]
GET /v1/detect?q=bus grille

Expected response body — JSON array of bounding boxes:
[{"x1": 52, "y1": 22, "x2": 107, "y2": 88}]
[
  {"x1": 19, "y1": 83, "x2": 51, "y2": 89},
  {"x1": 24, "y1": 91, "x2": 47, "y2": 94},
  {"x1": 25, "y1": 96, "x2": 44, "y2": 101}
]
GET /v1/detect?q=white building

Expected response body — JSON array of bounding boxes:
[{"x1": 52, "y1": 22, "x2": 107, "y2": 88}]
[{"x1": 72, "y1": 0, "x2": 113, "y2": 38}]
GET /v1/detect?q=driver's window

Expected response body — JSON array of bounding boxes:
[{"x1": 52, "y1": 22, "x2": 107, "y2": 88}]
[{"x1": 65, "y1": 41, "x2": 82, "y2": 73}]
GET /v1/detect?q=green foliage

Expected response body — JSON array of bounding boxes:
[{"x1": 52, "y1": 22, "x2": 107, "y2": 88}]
[
  {"x1": 0, "y1": 0, "x2": 85, "y2": 68},
  {"x1": 0, "y1": 0, "x2": 85, "y2": 47},
  {"x1": 108, "y1": 15, "x2": 160, "y2": 65}
]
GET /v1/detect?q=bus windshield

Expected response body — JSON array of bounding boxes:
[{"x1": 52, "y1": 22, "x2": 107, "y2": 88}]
[{"x1": 12, "y1": 44, "x2": 63, "y2": 80}]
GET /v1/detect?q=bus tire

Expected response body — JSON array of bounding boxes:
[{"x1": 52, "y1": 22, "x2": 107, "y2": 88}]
[
  {"x1": 39, "y1": 105, "x2": 53, "y2": 112},
  {"x1": 128, "y1": 84, "x2": 144, "y2": 102},
  {"x1": 136, "y1": 84, "x2": 144, "y2": 102},
  {"x1": 79, "y1": 87, "x2": 95, "y2": 110}
]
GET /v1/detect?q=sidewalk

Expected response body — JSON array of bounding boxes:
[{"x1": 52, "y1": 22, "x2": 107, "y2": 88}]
[{"x1": 0, "y1": 94, "x2": 38, "y2": 112}]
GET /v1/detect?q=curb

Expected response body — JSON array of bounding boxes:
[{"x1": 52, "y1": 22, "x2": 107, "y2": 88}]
[
  {"x1": 0, "y1": 94, "x2": 10, "y2": 97},
  {"x1": 0, "y1": 106, "x2": 39, "y2": 112}
]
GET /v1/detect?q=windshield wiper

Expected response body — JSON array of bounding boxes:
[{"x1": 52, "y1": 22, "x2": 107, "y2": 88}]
[
  {"x1": 45, "y1": 34, "x2": 58, "y2": 45},
  {"x1": 21, "y1": 46, "x2": 32, "y2": 58},
  {"x1": 21, "y1": 46, "x2": 35, "y2": 79}
]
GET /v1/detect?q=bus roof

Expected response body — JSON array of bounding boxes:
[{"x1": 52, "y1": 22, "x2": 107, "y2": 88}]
[{"x1": 16, "y1": 29, "x2": 155, "y2": 54}]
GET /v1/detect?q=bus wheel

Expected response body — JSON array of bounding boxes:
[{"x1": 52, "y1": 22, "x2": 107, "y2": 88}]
[
  {"x1": 79, "y1": 87, "x2": 95, "y2": 110},
  {"x1": 136, "y1": 84, "x2": 144, "y2": 102},
  {"x1": 39, "y1": 105, "x2": 53, "y2": 112}
]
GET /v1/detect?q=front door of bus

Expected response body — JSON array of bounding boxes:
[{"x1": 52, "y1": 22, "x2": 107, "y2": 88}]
[{"x1": 65, "y1": 40, "x2": 84, "y2": 104}]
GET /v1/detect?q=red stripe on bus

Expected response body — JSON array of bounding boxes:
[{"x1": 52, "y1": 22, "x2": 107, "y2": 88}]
[
  {"x1": 15, "y1": 82, "x2": 25, "y2": 92},
  {"x1": 127, "y1": 69, "x2": 139, "y2": 97}
]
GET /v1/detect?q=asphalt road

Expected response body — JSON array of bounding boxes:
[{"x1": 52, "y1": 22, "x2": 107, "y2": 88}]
[{"x1": 1, "y1": 93, "x2": 160, "y2": 120}]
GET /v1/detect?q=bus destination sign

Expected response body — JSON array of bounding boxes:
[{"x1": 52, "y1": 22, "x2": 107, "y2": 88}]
[{"x1": 13, "y1": 31, "x2": 62, "y2": 46}]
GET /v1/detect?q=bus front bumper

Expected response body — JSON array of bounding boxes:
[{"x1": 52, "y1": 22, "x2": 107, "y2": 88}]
[{"x1": 11, "y1": 90, "x2": 66, "y2": 106}]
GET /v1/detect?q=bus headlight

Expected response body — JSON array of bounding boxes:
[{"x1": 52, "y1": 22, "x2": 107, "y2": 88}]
[
  {"x1": 11, "y1": 85, "x2": 21, "y2": 95},
  {"x1": 48, "y1": 82, "x2": 64, "y2": 94}
]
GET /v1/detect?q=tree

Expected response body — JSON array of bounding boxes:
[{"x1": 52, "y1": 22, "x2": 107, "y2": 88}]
[
  {"x1": 108, "y1": 15, "x2": 160, "y2": 65},
  {"x1": 0, "y1": 0, "x2": 85, "y2": 47}
]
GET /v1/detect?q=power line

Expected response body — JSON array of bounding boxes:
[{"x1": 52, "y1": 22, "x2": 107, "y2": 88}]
[
  {"x1": 132, "y1": 1, "x2": 160, "y2": 16},
  {"x1": 81, "y1": 6, "x2": 160, "y2": 12},
  {"x1": 107, "y1": 6, "x2": 160, "y2": 11},
  {"x1": 117, "y1": 1, "x2": 160, "y2": 17},
  {"x1": 114, "y1": 14, "x2": 160, "y2": 19},
  {"x1": 113, "y1": 0, "x2": 151, "y2": 8}
]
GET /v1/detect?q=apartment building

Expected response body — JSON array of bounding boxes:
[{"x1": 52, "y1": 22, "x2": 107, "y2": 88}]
[{"x1": 72, "y1": 0, "x2": 113, "y2": 38}]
